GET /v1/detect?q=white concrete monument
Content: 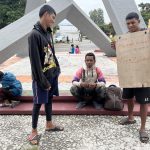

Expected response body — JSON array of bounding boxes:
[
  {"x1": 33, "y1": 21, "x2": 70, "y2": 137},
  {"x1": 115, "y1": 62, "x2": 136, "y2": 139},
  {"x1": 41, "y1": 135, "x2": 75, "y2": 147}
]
[
  {"x1": 25, "y1": 0, "x2": 45, "y2": 14},
  {"x1": 0, "y1": 0, "x2": 115, "y2": 63},
  {"x1": 1, "y1": 0, "x2": 146, "y2": 62}
]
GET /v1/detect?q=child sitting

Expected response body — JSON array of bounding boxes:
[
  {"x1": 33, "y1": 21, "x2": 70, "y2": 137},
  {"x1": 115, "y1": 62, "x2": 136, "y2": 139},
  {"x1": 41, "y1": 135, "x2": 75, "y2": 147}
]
[{"x1": 75, "y1": 45, "x2": 80, "y2": 54}]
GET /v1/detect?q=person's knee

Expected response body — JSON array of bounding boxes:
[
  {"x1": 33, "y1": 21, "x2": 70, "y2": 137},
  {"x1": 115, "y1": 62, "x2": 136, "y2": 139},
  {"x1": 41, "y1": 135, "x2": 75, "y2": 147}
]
[
  {"x1": 95, "y1": 86, "x2": 106, "y2": 98},
  {"x1": 70, "y1": 85, "x2": 78, "y2": 96},
  {"x1": 33, "y1": 104, "x2": 41, "y2": 110},
  {"x1": 140, "y1": 103, "x2": 148, "y2": 108},
  {"x1": 95, "y1": 86, "x2": 101, "y2": 93}
]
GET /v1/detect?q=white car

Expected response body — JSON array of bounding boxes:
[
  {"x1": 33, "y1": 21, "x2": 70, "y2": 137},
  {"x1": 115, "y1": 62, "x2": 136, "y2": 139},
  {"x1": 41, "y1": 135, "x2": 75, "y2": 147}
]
[{"x1": 55, "y1": 35, "x2": 66, "y2": 43}]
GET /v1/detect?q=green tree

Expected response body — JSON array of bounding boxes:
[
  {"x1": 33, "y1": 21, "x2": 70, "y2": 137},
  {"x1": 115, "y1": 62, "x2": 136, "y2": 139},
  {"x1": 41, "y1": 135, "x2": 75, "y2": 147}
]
[
  {"x1": 89, "y1": 8, "x2": 115, "y2": 36},
  {"x1": 100, "y1": 23, "x2": 115, "y2": 36},
  {"x1": 0, "y1": 0, "x2": 26, "y2": 29},
  {"x1": 139, "y1": 2, "x2": 150, "y2": 25},
  {"x1": 89, "y1": 8, "x2": 104, "y2": 26},
  {"x1": 53, "y1": 25, "x2": 59, "y2": 34}
]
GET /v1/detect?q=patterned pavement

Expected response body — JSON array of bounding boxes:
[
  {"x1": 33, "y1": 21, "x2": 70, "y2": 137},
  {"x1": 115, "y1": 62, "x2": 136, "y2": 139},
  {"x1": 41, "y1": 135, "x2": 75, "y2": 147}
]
[{"x1": 0, "y1": 41, "x2": 118, "y2": 95}]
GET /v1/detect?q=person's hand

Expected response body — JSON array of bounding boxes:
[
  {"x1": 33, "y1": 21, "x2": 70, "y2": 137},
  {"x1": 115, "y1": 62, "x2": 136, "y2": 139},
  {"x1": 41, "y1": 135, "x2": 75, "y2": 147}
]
[
  {"x1": 80, "y1": 82, "x2": 89, "y2": 88},
  {"x1": 46, "y1": 85, "x2": 51, "y2": 91},
  {"x1": 111, "y1": 41, "x2": 116, "y2": 50},
  {"x1": 88, "y1": 83, "x2": 97, "y2": 89}
]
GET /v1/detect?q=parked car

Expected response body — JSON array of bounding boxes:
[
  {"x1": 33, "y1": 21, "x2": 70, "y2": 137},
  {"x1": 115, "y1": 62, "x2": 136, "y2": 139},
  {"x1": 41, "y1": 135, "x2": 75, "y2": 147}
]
[{"x1": 54, "y1": 35, "x2": 66, "y2": 43}]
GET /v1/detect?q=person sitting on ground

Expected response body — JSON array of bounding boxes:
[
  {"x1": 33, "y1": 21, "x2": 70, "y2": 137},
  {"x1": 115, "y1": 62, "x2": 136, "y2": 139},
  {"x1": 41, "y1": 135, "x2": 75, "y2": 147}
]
[
  {"x1": 0, "y1": 71, "x2": 22, "y2": 108},
  {"x1": 70, "y1": 52, "x2": 106, "y2": 109},
  {"x1": 75, "y1": 45, "x2": 80, "y2": 54}
]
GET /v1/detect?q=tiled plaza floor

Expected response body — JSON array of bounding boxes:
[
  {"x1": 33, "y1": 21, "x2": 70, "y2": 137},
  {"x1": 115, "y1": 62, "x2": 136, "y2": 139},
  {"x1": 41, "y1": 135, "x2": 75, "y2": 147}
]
[{"x1": 0, "y1": 41, "x2": 118, "y2": 95}]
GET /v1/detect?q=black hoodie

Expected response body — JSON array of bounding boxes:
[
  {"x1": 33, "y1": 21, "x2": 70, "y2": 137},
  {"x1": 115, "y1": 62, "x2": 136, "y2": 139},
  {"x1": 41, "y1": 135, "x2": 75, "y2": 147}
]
[{"x1": 28, "y1": 22, "x2": 60, "y2": 90}]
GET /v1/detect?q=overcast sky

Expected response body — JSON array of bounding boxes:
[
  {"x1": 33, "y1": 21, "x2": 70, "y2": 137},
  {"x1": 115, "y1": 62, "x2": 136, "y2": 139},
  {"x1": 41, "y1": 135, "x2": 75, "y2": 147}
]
[
  {"x1": 73, "y1": 0, "x2": 150, "y2": 23},
  {"x1": 47, "y1": 0, "x2": 150, "y2": 23}
]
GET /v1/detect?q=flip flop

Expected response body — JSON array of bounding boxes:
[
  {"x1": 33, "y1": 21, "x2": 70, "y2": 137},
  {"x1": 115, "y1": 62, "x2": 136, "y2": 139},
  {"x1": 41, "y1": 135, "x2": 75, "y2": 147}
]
[
  {"x1": 139, "y1": 131, "x2": 149, "y2": 143},
  {"x1": 119, "y1": 117, "x2": 136, "y2": 125},
  {"x1": 0, "y1": 103, "x2": 11, "y2": 107},
  {"x1": 45, "y1": 126, "x2": 64, "y2": 132},
  {"x1": 28, "y1": 134, "x2": 41, "y2": 145},
  {"x1": 9, "y1": 101, "x2": 20, "y2": 108},
  {"x1": 0, "y1": 100, "x2": 12, "y2": 107}
]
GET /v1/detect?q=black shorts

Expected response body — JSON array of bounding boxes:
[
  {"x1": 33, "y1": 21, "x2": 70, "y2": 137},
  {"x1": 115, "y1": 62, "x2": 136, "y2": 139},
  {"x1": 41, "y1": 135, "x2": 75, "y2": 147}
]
[{"x1": 122, "y1": 88, "x2": 150, "y2": 104}]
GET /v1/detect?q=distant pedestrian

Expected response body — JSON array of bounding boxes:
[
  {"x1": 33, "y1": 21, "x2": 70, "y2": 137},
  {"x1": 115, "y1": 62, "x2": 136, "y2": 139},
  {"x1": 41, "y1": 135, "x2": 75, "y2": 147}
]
[{"x1": 66, "y1": 36, "x2": 69, "y2": 43}]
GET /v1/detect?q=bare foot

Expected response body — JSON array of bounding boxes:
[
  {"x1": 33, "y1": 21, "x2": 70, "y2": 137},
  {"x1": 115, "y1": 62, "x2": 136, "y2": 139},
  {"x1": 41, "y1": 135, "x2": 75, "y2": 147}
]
[{"x1": 46, "y1": 121, "x2": 64, "y2": 131}]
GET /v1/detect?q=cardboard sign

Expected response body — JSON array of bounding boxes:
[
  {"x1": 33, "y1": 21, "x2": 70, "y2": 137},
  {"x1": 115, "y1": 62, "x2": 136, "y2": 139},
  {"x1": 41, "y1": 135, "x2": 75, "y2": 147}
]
[{"x1": 116, "y1": 30, "x2": 150, "y2": 88}]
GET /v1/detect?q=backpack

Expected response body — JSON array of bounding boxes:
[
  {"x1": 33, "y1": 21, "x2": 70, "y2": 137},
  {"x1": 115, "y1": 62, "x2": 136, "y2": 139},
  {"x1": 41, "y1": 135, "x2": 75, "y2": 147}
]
[{"x1": 104, "y1": 85, "x2": 124, "y2": 111}]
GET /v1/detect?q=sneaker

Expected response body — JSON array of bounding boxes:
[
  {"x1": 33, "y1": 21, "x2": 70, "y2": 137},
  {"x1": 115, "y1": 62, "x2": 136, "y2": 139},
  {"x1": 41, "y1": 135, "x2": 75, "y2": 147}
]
[
  {"x1": 76, "y1": 101, "x2": 87, "y2": 109},
  {"x1": 92, "y1": 101, "x2": 103, "y2": 109}
]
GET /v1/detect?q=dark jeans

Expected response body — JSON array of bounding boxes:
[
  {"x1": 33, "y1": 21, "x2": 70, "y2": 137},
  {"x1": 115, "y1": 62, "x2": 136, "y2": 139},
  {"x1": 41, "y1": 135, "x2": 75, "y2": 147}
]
[
  {"x1": 70, "y1": 85, "x2": 106, "y2": 103},
  {"x1": 32, "y1": 98, "x2": 52, "y2": 129}
]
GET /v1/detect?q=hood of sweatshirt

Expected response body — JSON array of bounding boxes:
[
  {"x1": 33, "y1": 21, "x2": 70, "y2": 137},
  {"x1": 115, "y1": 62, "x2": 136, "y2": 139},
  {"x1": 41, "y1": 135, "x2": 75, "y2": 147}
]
[{"x1": 33, "y1": 21, "x2": 52, "y2": 34}]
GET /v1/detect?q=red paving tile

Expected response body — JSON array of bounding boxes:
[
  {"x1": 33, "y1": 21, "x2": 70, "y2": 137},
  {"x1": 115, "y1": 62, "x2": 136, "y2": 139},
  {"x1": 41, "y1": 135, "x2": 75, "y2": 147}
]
[
  {"x1": 16, "y1": 75, "x2": 118, "y2": 84},
  {"x1": 16, "y1": 75, "x2": 74, "y2": 83},
  {"x1": 0, "y1": 55, "x2": 22, "y2": 70},
  {"x1": 16, "y1": 76, "x2": 32, "y2": 82}
]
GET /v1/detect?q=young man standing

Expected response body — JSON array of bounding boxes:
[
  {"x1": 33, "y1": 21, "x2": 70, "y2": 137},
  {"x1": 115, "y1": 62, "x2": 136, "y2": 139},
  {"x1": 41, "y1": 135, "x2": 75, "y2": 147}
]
[
  {"x1": 28, "y1": 5, "x2": 63, "y2": 145},
  {"x1": 112, "y1": 12, "x2": 150, "y2": 143},
  {"x1": 70, "y1": 53, "x2": 106, "y2": 109}
]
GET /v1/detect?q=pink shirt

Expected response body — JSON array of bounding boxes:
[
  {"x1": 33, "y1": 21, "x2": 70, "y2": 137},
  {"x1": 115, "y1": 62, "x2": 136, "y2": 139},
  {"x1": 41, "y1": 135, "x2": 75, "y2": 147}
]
[{"x1": 73, "y1": 67, "x2": 105, "y2": 83}]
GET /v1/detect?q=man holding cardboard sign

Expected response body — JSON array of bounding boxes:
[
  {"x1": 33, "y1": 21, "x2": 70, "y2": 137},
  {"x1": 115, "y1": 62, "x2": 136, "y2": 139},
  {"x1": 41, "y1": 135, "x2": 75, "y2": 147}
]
[{"x1": 111, "y1": 12, "x2": 150, "y2": 143}]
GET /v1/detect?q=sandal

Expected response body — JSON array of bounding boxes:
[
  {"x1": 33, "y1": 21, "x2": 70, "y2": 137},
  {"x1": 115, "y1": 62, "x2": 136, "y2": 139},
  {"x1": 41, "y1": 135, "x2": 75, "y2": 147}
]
[
  {"x1": 139, "y1": 131, "x2": 149, "y2": 143},
  {"x1": 45, "y1": 126, "x2": 64, "y2": 132},
  {"x1": 0, "y1": 103, "x2": 10, "y2": 107},
  {"x1": 0, "y1": 100, "x2": 11, "y2": 107},
  {"x1": 119, "y1": 117, "x2": 136, "y2": 125},
  {"x1": 28, "y1": 134, "x2": 41, "y2": 145},
  {"x1": 9, "y1": 101, "x2": 20, "y2": 108}
]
